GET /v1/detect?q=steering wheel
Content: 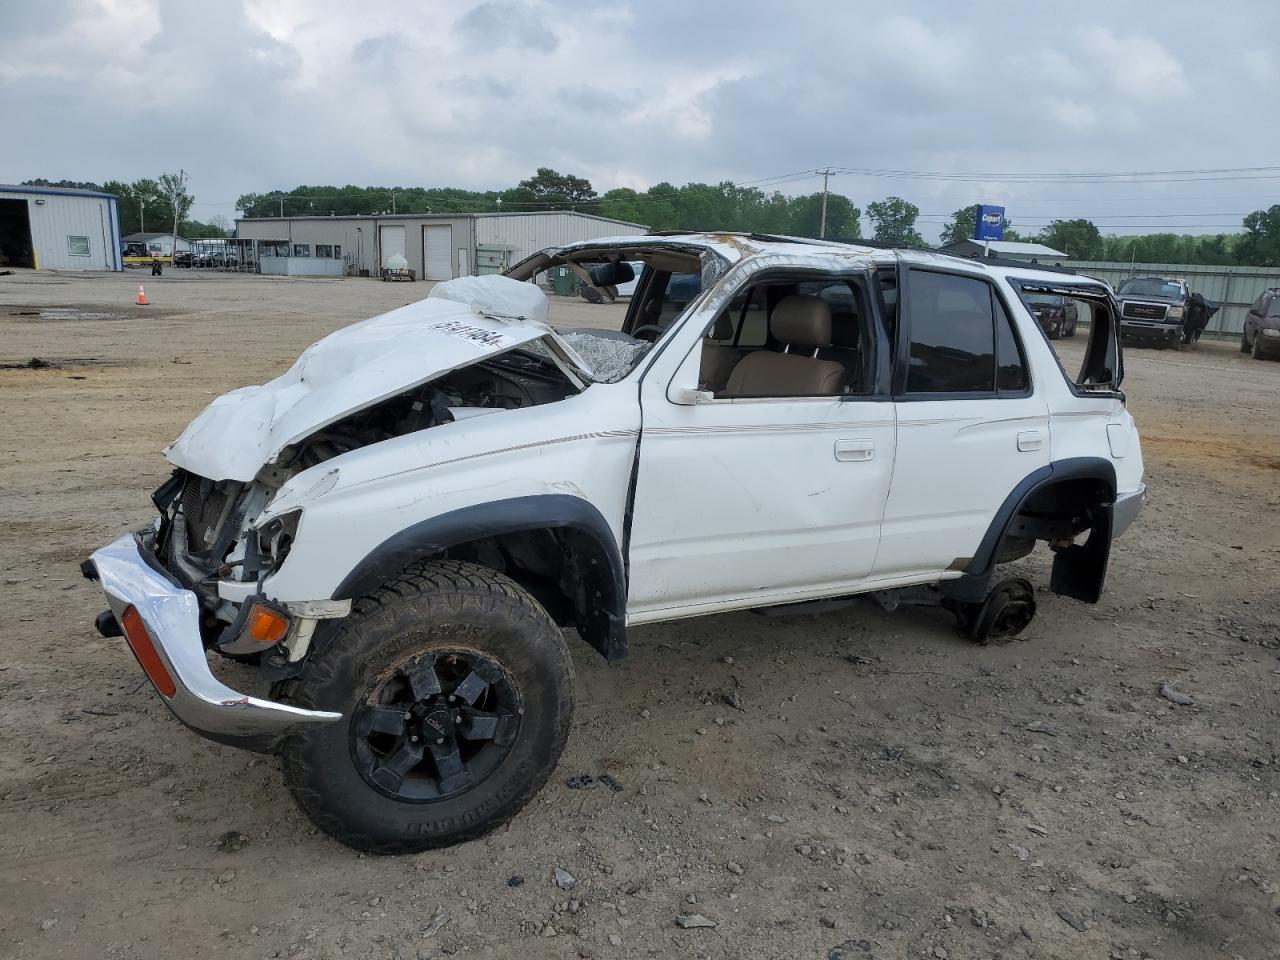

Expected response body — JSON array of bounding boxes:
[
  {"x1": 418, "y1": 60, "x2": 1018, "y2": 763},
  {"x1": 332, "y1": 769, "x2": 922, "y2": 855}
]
[{"x1": 630, "y1": 324, "x2": 665, "y2": 342}]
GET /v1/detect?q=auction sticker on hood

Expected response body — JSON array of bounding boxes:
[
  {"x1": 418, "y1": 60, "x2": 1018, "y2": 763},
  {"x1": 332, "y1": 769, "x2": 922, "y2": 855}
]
[{"x1": 426, "y1": 320, "x2": 513, "y2": 348}]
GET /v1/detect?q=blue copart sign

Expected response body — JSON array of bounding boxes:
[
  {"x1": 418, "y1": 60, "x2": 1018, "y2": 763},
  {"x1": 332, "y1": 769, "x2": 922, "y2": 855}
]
[{"x1": 974, "y1": 205, "x2": 1005, "y2": 242}]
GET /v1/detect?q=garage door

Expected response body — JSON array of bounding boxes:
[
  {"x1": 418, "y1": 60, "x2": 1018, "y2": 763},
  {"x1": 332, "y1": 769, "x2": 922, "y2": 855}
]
[
  {"x1": 423, "y1": 225, "x2": 452, "y2": 281},
  {"x1": 379, "y1": 225, "x2": 405, "y2": 269}
]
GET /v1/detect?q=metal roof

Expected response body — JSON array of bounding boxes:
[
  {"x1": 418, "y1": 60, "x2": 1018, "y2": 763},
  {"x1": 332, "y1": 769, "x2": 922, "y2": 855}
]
[
  {"x1": 0, "y1": 183, "x2": 118, "y2": 200},
  {"x1": 942, "y1": 238, "x2": 1068, "y2": 257},
  {"x1": 236, "y1": 210, "x2": 647, "y2": 229}
]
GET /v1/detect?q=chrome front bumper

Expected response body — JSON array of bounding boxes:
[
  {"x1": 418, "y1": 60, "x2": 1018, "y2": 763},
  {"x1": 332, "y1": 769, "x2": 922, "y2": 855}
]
[
  {"x1": 87, "y1": 531, "x2": 340, "y2": 751},
  {"x1": 1112, "y1": 485, "x2": 1145, "y2": 538}
]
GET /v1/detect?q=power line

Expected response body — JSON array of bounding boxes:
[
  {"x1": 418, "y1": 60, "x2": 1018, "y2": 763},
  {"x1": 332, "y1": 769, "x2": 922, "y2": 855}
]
[{"x1": 826, "y1": 164, "x2": 1280, "y2": 183}]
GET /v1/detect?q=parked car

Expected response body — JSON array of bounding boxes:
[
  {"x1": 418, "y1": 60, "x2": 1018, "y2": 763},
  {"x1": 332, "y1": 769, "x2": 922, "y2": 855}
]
[
  {"x1": 1241, "y1": 287, "x2": 1280, "y2": 360},
  {"x1": 1023, "y1": 292, "x2": 1078, "y2": 339},
  {"x1": 84, "y1": 235, "x2": 1143, "y2": 854},
  {"x1": 1115, "y1": 276, "x2": 1190, "y2": 346}
]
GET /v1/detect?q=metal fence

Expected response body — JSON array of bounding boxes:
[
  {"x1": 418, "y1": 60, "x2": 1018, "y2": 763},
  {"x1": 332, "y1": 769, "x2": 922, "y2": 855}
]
[{"x1": 1067, "y1": 261, "x2": 1280, "y2": 336}]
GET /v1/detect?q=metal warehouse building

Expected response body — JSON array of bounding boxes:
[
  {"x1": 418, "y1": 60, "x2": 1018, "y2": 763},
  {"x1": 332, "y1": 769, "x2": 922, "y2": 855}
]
[
  {"x1": 234, "y1": 211, "x2": 647, "y2": 280},
  {"x1": 0, "y1": 184, "x2": 122, "y2": 271}
]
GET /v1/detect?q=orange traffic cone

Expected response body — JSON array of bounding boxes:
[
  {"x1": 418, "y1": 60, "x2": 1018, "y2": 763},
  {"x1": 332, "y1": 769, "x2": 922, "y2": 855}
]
[{"x1": 136, "y1": 283, "x2": 148, "y2": 306}]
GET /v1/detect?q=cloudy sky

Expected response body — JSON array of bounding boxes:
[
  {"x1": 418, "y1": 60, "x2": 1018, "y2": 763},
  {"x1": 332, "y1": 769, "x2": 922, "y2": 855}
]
[{"x1": 3, "y1": 0, "x2": 1278, "y2": 240}]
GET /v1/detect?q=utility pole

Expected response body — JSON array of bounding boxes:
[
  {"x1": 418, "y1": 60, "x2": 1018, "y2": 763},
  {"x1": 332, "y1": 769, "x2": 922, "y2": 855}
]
[
  {"x1": 818, "y1": 168, "x2": 831, "y2": 239},
  {"x1": 278, "y1": 195, "x2": 284, "y2": 218},
  {"x1": 391, "y1": 190, "x2": 396, "y2": 215},
  {"x1": 140, "y1": 198, "x2": 145, "y2": 234}
]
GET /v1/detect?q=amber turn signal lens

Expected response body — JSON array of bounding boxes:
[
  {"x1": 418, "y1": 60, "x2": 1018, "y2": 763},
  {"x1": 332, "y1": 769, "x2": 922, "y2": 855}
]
[
  {"x1": 246, "y1": 603, "x2": 291, "y2": 644},
  {"x1": 120, "y1": 606, "x2": 178, "y2": 698}
]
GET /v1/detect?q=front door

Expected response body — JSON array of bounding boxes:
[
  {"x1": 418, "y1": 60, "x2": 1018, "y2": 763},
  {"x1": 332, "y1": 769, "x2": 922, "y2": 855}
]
[
  {"x1": 873, "y1": 265, "x2": 1050, "y2": 578},
  {"x1": 626, "y1": 271, "x2": 896, "y2": 621}
]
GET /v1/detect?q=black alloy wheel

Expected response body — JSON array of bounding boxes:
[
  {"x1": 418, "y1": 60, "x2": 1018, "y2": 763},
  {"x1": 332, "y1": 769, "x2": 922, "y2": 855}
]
[{"x1": 352, "y1": 650, "x2": 521, "y2": 802}]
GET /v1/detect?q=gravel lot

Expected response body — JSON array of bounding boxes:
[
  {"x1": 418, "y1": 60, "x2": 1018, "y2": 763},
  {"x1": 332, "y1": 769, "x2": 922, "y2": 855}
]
[{"x1": 1, "y1": 269, "x2": 1277, "y2": 960}]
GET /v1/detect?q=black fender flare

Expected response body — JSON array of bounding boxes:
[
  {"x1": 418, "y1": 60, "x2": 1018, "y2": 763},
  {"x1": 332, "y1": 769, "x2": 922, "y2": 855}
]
[
  {"x1": 331, "y1": 495, "x2": 628, "y2": 661},
  {"x1": 940, "y1": 457, "x2": 1117, "y2": 604}
]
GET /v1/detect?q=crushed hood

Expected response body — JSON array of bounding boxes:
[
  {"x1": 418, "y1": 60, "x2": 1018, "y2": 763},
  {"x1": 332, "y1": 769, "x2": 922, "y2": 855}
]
[{"x1": 166, "y1": 275, "x2": 589, "y2": 482}]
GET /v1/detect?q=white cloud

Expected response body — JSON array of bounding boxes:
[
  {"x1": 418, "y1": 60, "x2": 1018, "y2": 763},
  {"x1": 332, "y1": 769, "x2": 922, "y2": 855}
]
[
  {"x1": 1077, "y1": 26, "x2": 1187, "y2": 100},
  {"x1": 0, "y1": 0, "x2": 1275, "y2": 244},
  {"x1": 1048, "y1": 98, "x2": 1098, "y2": 131}
]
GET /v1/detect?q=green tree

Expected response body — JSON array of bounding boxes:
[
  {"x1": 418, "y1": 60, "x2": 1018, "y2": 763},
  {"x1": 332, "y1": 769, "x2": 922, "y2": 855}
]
[
  {"x1": 1038, "y1": 218, "x2": 1103, "y2": 260},
  {"x1": 158, "y1": 171, "x2": 193, "y2": 245},
  {"x1": 183, "y1": 218, "x2": 231, "y2": 238},
  {"x1": 787, "y1": 192, "x2": 860, "y2": 240},
  {"x1": 939, "y1": 205, "x2": 1023, "y2": 245},
  {"x1": 940, "y1": 205, "x2": 977, "y2": 245},
  {"x1": 597, "y1": 187, "x2": 645, "y2": 225},
  {"x1": 1237, "y1": 205, "x2": 1280, "y2": 266},
  {"x1": 105, "y1": 178, "x2": 175, "y2": 236},
  {"x1": 501, "y1": 168, "x2": 597, "y2": 211},
  {"x1": 22, "y1": 178, "x2": 104, "y2": 191},
  {"x1": 867, "y1": 196, "x2": 924, "y2": 246}
]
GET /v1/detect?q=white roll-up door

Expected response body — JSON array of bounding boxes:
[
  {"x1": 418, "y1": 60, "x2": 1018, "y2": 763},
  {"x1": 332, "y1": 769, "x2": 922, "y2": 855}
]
[
  {"x1": 423, "y1": 224, "x2": 453, "y2": 280},
  {"x1": 379, "y1": 225, "x2": 405, "y2": 268}
]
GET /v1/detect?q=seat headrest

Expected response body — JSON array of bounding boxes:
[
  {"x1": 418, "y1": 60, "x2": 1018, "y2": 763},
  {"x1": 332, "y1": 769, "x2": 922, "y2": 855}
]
[
  {"x1": 770, "y1": 295, "x2": 832, "y2": 349},
  {"x1": 709, "y1": 313, "x2": 734, "y2": 341}
]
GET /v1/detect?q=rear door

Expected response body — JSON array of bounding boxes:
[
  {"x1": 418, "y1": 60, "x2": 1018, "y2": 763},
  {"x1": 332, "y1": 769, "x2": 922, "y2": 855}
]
[{"x1": 873, "y1": 264, "x2": 1049, "y2": 578}]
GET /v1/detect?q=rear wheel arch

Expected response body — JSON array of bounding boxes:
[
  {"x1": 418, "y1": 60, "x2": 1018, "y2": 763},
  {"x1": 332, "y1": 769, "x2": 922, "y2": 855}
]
[
  {"x1": 941, "y1": 457, "x2": 1117, "y2": 604},
  {"x1": 331, "y1": 495, "x2": 628, "y2": 662}
]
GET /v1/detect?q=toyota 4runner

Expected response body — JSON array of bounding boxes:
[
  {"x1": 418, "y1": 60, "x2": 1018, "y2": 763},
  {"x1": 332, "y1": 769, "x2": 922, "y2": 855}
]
[{"x1": 84, "y1": 233, "x2": 1144, "y2": 853}]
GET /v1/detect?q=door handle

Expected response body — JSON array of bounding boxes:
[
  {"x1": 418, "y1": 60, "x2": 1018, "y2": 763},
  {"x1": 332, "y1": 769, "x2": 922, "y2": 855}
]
[
  {"x1": 1017, "y1": 430, "x2": 1043, "y2": 452},
  {"x1": 835, "y1": 439, "x2": 875, "y2": 462}
]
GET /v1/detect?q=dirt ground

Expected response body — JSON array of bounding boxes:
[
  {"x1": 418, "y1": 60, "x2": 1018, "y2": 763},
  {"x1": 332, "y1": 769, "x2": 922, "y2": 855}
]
[{"x1": 1, "y1": 269, "x2": 1277, "y2": 960}]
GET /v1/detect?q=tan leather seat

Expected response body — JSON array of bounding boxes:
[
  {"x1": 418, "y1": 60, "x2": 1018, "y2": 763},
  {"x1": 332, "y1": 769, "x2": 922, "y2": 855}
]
[
  {"x1": 699, "y1": 314, "x2": 739, "y2": 392},
  {"x1": 721, "y1": 295, "x2": 845, "y2": 397}
]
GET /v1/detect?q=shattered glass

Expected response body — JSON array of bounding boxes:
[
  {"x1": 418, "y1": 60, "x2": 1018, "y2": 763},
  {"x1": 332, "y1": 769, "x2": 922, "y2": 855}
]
[{"x1": 556, "y1": 331, "x2": 652, "y2": 383}]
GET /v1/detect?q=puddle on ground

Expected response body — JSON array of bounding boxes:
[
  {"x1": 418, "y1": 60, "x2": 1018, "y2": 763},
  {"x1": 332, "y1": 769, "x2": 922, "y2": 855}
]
[
  {"x1": 6, "y1": 307, "x2": 131, "y2": 322},
  {"x1": 0, "y1": 356, "x2": 121, "y2": 370}
]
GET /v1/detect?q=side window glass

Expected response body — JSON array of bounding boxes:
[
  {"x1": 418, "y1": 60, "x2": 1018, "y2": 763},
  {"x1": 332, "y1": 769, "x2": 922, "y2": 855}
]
[
  {"x1": 723, "y1": 285, "x2": 768, "y2": 347},
  {"x1": 994, "y1": 295, "x2": 1028, "y2": 393},
  {"x1": 701, "y1": 276, "x2": 873, "y2": 398},
  {"x1": 656, "y1": 272, "x2": 701, "y2": 328},
  {"x1": 875, "y1": 268, "x2": 898, "y2": 341},
  {"x1": 906, "y1": 272, "x2": 995, "y2": 393}
]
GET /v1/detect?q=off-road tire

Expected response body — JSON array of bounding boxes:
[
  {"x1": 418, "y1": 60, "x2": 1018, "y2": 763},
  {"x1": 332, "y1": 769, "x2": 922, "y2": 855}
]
[
  {"x1": 279, "y1": 559, "x2": 573, "y2": 854},
  {"x1": 1240, "y1": 331, "x2": 1250, "y2": 353}
]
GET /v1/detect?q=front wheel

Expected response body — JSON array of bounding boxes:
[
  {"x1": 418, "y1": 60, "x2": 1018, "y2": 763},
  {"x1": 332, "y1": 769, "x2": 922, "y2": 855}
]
[{"x1": 280, "y1": 560, "x2": 574, "y2": 854}]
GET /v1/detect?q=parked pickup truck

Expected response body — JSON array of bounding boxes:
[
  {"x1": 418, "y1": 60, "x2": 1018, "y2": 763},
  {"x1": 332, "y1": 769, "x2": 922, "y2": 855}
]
[
  {"x1": 84, "y1": 233, "x2": 1144, "y2": 853},
  {"x1": 1115, "y1": 276, "x2": 1190, "y2": 345}
]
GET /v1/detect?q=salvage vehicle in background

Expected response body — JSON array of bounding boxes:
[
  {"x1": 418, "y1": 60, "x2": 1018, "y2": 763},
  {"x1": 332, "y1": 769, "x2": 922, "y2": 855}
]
[
  {"x1": 1115, "y1": 276, "x2": 1190, "y2": 346},
  {"x1": 1023, "y1": 291, "x2": 1078, "y2": 339},
  {"x1": 1241, "y1": 286, "x2": 1280, "y2": 360},
  {"x1": 84, "y1": 234, "x2": 1144, "y2": 854}
]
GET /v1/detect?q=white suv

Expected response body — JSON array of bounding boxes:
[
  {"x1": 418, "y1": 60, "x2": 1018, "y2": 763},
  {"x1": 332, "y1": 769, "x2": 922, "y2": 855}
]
[{"x1": 85, "y1": 233, "x2": 1144, "y2": 853}]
